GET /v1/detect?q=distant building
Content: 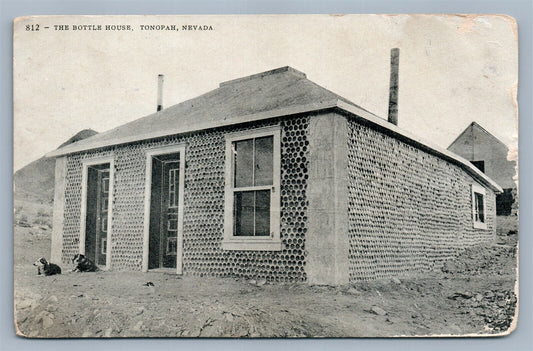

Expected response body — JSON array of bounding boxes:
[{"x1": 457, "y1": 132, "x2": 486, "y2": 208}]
[{"x1": 448, "y1": 122, "x2": 516, "y2": 216}]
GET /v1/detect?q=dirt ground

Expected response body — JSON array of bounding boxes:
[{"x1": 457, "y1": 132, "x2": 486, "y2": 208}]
[{"x1": 13, "y1": 199, "x2": 518, "y2": 338}]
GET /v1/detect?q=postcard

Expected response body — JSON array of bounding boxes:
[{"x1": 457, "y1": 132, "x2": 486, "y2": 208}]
[{"x1": 13, "y1": 14, "x2": 518, "y2": 338}]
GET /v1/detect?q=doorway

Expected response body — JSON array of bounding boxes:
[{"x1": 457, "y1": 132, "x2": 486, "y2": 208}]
[
  {"x1": 143, "y1": 145, "x2": 186, "y2": 273},
  {"x1": 80, "y1": 157, "x2": 115, "y2": 270}
]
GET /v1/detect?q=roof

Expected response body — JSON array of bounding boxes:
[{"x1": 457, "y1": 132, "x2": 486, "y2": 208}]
[
  {"x1": 48, "y1": 66, "x2": 357, "y2": 157},
  {"x1": 47, "y1": 66, "x2": 502, "y2": 193},
  {"x1": 447, "y1": 121, "x2": 509, "y2": 151}
]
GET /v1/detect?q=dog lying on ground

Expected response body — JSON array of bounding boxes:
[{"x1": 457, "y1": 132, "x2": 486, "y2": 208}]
[
  {"x1": 71, "y1": 254, "x2": 99, "y2": 272},
  {"x1": 33, "y1": 257, "x2": 62, "y2": 276}
]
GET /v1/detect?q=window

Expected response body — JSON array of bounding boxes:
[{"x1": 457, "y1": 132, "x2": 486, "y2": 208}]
[
  {"x1": 472, "y1": 184, "x2": 487, "y2": 229},
  {"x1": 166, "y1": 237, "x2": 177, "y2": 255},
  {"x1": 496, "y1": 188, "x2": 514, "y2": 216},
  {"x1": 101, "y1": 237, "x2": 107, "y2": 255},
  {"x1": 471, "y1": 160, "x2": 485, "y2": 173},
  {"x1": 223, "y1": 126, "x2": 281, "y2": 251}
]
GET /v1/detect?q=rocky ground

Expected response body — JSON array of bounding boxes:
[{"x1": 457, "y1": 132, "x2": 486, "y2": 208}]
[{"x1": 13, "y1": 199, "x2": 518, "y2": 338}]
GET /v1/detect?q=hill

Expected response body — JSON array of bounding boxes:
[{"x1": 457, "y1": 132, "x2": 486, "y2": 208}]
[{"x1": 14, "y1": 129, "x2": 98, "y2": 202}]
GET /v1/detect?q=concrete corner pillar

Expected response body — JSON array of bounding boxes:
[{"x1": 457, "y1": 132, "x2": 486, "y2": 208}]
[
  {"x1": 51, "y1": 156, "x2": 66, "y2": 264},
  {"x1": 306, "y1": 112, "x2": 349, "y2": 285}
]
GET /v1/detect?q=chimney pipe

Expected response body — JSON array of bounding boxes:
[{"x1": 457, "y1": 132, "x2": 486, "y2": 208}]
[
  {"x1": 388, "y1": 48, "x2": 399, "y2": 125},
  {"x1": 157, "y1": 74, "x2": 164, "y2": 112}
]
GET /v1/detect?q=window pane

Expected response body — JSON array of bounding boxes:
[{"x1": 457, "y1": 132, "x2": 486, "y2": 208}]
[
  {"x1": 168, "y1": 168, "x2": 179, "y2": 207},
  {"x1": 102, "y1": 217, "x2": 107, "y2": 232},
  {"x1": 234, "y1": 139, "x2": 254, "y2": 187},
  {"x1": 475, "y1": 193, "x2": 485, "y2": 223},
  {"x1": 101, "y1": 238, "x2": 107, "y2": 254},
  {"x1": 102, "y1": 175, "x2": 109, "y2": 193},
  {"x1": 234, "y1": 191, "x2": 255, "y2": 236},
  {"x1": 167, "y1": 237, "x2": 177, "y2": 255},
  {"x1": 254, "y1": 136, "x2": 273, "y2": 186},
  {"x1": 255, "y1": 190, "x2": 271, "y2": 236},
  {"x1": 168, "y1": 219, "x2": 178, "y2": 231}
]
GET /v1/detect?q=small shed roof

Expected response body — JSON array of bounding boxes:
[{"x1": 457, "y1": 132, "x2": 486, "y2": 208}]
[
  {"x1": 47, "y1": 66, "x2": 502, "y2": 193},
  {"x1": 447, "y1": 121, "x2": 509, "y2": 151}
]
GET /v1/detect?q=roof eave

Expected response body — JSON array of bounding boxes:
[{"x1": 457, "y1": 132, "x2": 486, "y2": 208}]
[
  {"x1": 335, "y1": 100, "x2": 503, "y2": 193},
  {"x1": 45, "y1": 99, "x2": 341, "y2": 158},
  {"x1": 45, "y1": 98, "x2": 503, "y2": 193}
]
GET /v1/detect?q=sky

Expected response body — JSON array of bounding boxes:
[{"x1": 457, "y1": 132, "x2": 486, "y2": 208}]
[{"x1": 13, "y1": 14, "x2": 518, "y2": 171}]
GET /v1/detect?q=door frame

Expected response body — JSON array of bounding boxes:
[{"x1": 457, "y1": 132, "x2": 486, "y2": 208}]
[
  {"x1": 142, "y1": 144, "x2": 186, "y2": 274},
  {"x1": 79, "y1": 156, "x2": 115, "y2": 270}
]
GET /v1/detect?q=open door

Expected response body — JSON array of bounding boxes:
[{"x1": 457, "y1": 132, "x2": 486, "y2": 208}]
[
  {"x1": 148, "y1": 152, "x2": 183, "y2": 270},
  {"x1": 82, "y1": 162, "x2": 112, "y2": 268}
]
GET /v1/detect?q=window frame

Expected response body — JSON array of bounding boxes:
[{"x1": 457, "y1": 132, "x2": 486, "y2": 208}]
[
  {"x1": 471, "y1": 183, "x2": 487, "y2": 229},
  {"x1": 223, "y1": 126, "x2": 282, "y2": 251}
]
